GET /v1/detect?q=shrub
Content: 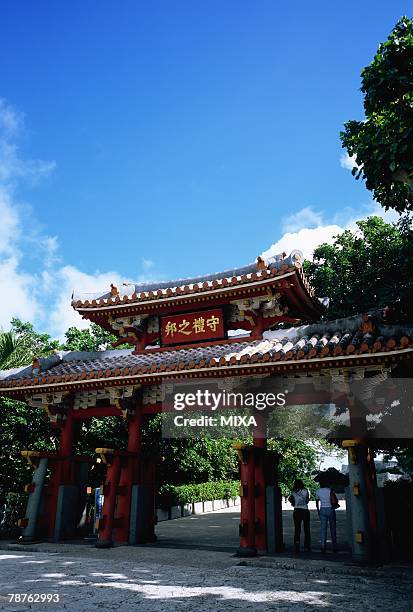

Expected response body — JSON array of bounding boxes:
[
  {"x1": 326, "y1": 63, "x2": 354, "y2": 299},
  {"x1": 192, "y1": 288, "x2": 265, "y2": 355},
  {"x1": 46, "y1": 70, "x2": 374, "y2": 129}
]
[{"x1": 157, "y1": 480, "x2": 239, "y2": 508}]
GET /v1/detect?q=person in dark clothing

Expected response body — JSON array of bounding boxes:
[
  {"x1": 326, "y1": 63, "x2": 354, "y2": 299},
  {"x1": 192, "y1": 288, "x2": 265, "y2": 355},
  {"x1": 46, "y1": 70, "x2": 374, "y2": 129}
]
[{"x1": 289, "y1": 478, "x2": 311, "y2": 552}]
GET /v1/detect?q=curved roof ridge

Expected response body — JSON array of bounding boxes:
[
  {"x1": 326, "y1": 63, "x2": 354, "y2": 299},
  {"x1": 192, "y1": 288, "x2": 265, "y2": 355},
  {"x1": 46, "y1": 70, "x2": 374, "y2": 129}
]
[{"x1": 71, "y1": 250, "x2": 303, "y2": 304}]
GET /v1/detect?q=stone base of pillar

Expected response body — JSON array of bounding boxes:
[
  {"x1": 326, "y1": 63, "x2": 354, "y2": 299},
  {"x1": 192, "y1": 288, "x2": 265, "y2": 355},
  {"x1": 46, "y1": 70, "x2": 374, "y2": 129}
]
[
  {"x1": 266, "y1": 485, "x2": 284, "y2": 554},
  {"x1": 95, "y1": 539, "x2": 114, "y2": 548},
  {"x1": 53, "y1": 485, "x2": 80, "y2": 542},
  {"x1": 129, "y1": 484, "x2": 156, "y2": 545},
  {"x1": 18, "y1": 536, "x2": 43, "y2": 544},
  {"x1": 236, "y1": 546, "x2": 257, "y2": 557}
]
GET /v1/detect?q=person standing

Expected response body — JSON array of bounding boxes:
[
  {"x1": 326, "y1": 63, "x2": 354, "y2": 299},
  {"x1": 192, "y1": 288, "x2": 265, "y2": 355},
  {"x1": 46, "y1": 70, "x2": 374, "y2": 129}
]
[
  {"x1": 315, "y1": 480, "x2": 338, "y2": 553},
  {"x1": 289, "y1": 479, "x2": 311, "y2": 553}
]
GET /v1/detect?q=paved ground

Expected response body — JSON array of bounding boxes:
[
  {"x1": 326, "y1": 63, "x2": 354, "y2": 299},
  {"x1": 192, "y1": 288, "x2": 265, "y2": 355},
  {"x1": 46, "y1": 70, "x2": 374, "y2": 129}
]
[
  {"x1": 154, "y1": 507, "x2": 349, "y2": 555},
  {"x1": 1, "y1": 549, "x2": 413, "y2": 611},
  {"x1": 1, "y1": 509, "x2": 412, "y2": 611}
]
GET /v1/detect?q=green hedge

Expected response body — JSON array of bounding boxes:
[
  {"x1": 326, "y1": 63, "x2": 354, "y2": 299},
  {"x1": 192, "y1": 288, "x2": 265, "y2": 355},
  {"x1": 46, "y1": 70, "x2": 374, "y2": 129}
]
[{"x1": 157, "y1": 480, "x2": 239, "y2": 508}]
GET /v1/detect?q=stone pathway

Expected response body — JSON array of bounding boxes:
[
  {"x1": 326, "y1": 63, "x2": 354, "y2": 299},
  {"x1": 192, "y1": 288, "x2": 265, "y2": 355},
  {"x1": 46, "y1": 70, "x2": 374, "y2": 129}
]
[
  {"x1": 154, "y1": 506, "x2": 349, "y2": 555},
  {"x1": 1, "y1": 508, "x2": 412, "y2": 611},
  {"x1": 1, "y1": 550, "x2": 413, "y2": 611}
]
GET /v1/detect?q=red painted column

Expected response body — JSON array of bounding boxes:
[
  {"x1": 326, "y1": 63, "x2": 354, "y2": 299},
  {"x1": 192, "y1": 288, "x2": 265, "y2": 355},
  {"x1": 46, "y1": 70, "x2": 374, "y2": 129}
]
[
  {"x1": 96, "y1": 453, "x2": 122, "y2": 548},
  {"x1": 46, "y1": 460, "x2": 61, "y2": 541},
  {"x1": 59, "y1": 408, "x2": 75, "y2": 484},
  {"x1": 114, "y1": 409, "x2": 142, "y2": 543},
  {"x1": 237, "y1": 445, "x2": 257, "y2": 557},
  {"x1": 246, "y1": 448, "x2": 256, "y2": 551},
  {"x1": 238, "y1": 456, "x2": 249, "y2": 549},
  {"x1": 138, "y1": 414, "x2": 157, "y2": 543},
  {"x1": 253, "y1": 413, "x2": 267, "y2": 553}
]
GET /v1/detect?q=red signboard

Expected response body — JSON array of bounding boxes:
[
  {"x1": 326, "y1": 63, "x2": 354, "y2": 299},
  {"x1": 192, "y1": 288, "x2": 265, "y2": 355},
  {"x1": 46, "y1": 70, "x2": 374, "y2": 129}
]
[{"x1": 161, "y1": 308, "x2": 225, "y2": 346}]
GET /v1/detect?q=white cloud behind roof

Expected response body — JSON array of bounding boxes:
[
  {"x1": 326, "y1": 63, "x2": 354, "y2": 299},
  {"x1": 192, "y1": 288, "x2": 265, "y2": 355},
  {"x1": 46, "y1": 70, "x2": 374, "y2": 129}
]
[{"x1": 262, "y1": 201, "x2": 400, "y2": 262}]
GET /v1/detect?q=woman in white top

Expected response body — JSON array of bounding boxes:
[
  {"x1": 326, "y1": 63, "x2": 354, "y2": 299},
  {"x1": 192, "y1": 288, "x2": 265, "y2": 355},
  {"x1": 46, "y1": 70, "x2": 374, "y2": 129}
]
[
  {"x1": 289, "y1": 479, "x2": 311, "y2": 552},
  {"x1": 315, "y1": 480, "x2": 338, "y2": 553}
]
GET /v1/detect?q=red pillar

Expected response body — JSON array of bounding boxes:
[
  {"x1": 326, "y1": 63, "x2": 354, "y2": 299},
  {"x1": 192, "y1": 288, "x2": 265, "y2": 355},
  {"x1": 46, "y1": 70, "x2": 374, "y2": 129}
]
[
  {"x1": 236, "y1": 444, "x2": 257, "y2": 557},
  {"x1": 253, "y1": 413, "x2": 267, "y2": 553},
  {"x1": 114, "y1": 409, "x2": 142, "y2": 543},
  {"x1": 246, "y1": 448, "x2": 256, "y2": 553},
  {"x1": 96, "y1": 453, "x2": 122, "y2": 548},
  {"x1": 59, "y1": 408, "x2": 75, "y2": 484}
]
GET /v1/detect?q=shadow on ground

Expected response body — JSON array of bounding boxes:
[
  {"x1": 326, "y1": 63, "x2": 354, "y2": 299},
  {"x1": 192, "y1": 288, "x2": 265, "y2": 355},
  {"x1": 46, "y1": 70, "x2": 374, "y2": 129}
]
[{"x1": 0, "y1": 547, "x2": 412, "y2": 612}]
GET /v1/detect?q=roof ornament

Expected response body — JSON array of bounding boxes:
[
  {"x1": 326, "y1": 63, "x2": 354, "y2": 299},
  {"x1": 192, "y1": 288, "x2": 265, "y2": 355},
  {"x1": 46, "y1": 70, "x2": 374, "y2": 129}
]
[
  {"x1": 267, "y1": 252, "x2": 286, "y2": 264},
  {"x1": 360, "y1": 313, "x2": 375, "y2": 334},
  {"x1": 110, "y1": 283, "x2": 119, "y2": 297},
  {"x1": 291, "y1": 250, "x2": 303, "y2": 265},
  {"x1": 256, "y1": 256, "x2": 267, "y2": 271},
  {"x1": 32, "y1": 357, "x2": 41, "y2": 376}
]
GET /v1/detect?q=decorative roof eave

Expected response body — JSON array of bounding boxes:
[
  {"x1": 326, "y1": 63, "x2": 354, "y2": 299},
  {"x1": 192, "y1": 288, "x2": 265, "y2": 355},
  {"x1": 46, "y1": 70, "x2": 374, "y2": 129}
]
[
  {"x1": 73, "y1": 269, "x2": 298, "y2": 312},
  {"x1": 1, "y1": 347, "x2": 411, "y2": 400},
  {"x1": 72, "y1": 251, "x2": 323, "y2": 312},
  {"x1": 286, "y1": 267, "x2": 323, "y2": 319},
  {"x1": 73, "y1": 268, "x2": 324, "y2": 324}
]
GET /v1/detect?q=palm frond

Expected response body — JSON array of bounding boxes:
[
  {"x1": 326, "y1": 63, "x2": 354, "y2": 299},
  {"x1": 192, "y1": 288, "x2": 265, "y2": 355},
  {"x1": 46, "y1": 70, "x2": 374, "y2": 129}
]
[{"x1": 0, "y1": 331, "x2": 33, "y2": 370}]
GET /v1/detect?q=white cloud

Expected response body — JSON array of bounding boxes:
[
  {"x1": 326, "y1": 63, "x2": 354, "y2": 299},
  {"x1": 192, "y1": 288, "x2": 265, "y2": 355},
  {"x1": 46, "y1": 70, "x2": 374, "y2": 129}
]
[
  {"x1": 0, "y1": 98, "x2": 159, "y2": 340},
  {"x1": 0, "y1": 140, "x2": 56, "y2": 187},
  {"x1": 48, "y1": 266, "x2": 125, "y2": 339},
  {"x1": 344, "y1": 201, "x2": 400, "y2": 228},
  {"x1": 0, "y1": 98, "x2": 23, "y2": 136},
  {"x1": 0, "y1": 188, "x2": 20, "y2": 255},
  {"x1": 340, "y1": 152, "x2": 359, "y2": 171},
  {"x1": 0, "y1": 108, "x2": 45, "y2": 328},
  {"x1": 40, "y1": 235, "x2": 59, "y2": 267},
  {"x1": 142, "y1": 258, "x2": 154, "y2": 271},
  {"x1": 262, "y1": 202, "x2": 401, "y2": 262},
  {"x1": 262, "y1": 224, "x2": 344, "y2": 261},
  {"x1": 0, "y1": 257, "x2": 40, "y2": 326},
  {"x1": 281, "y1": 206, "x2": 323, "y2": 233},
  {"x1": 0, "y1": 99, "x2": 58, "y2": 331}
]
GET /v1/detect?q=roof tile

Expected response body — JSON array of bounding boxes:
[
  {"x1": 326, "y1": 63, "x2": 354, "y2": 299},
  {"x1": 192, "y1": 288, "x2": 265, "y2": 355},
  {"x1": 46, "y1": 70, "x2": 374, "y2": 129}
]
[{"x1": 0, "y1": 315, "x2": 412, "y2": 393}]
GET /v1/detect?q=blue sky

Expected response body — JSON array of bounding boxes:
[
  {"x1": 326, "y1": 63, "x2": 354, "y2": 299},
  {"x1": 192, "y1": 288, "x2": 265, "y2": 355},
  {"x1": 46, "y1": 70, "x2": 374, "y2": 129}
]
[{"x1": 0, "y1": 1, "x2": 409, "y2": 337}]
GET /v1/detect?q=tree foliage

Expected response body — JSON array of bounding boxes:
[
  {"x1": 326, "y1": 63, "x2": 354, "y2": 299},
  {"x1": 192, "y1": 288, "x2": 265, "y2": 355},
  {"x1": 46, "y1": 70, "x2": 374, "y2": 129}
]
[
  {"x1": 0, "y1": 331, "x2": 30, "y2": 370},
  {"x1": 387, "y1": 446, "x2": 413, "y2": 476},
  {"x1": 0, "y1": 321, "x2": 123, "y2": 497},
  {"x1": 142, "y1": 414, "x2": 239, "y2": 485},
  {"x1": 268, "y1": 438, "x2": 320, "y2": 496},
  {"x1": 341, "y1": 17, "x2": 413, "y2": 213},
  {"x1": 0, "y1": 321, "x2": 59, "y2": 532},
  {"x1": 0, "y1": 398, "x2": 57, "y2": 497},
  {"x1": 7, "y1": 318, "x2": 60, "y2": 363},
  {"x1": 305, "y1": 216, "x2": 413, "y2": 462},
  {"x1": 304, "y1": 215, "x2": 413, "y2": 320},
  {"x1": 62, "y1": 323, "x2": 117, "y2": 352}
]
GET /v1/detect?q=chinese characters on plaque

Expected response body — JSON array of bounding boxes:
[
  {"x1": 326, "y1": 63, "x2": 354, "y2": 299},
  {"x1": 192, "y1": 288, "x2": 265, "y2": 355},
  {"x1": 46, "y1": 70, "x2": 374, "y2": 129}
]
[{"x1": 161, "y1": 308, "x2": 225, "y2": 345}]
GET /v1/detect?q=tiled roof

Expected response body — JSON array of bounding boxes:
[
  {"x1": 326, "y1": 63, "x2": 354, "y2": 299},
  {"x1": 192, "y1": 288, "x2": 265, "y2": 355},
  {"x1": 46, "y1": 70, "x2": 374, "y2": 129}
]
[
  {"x1": 1, "y1": 314, "x2": 412, "y2": 394},
  {"x1": 71, "y1": 250, "x2": 319, "y2": 311}
]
